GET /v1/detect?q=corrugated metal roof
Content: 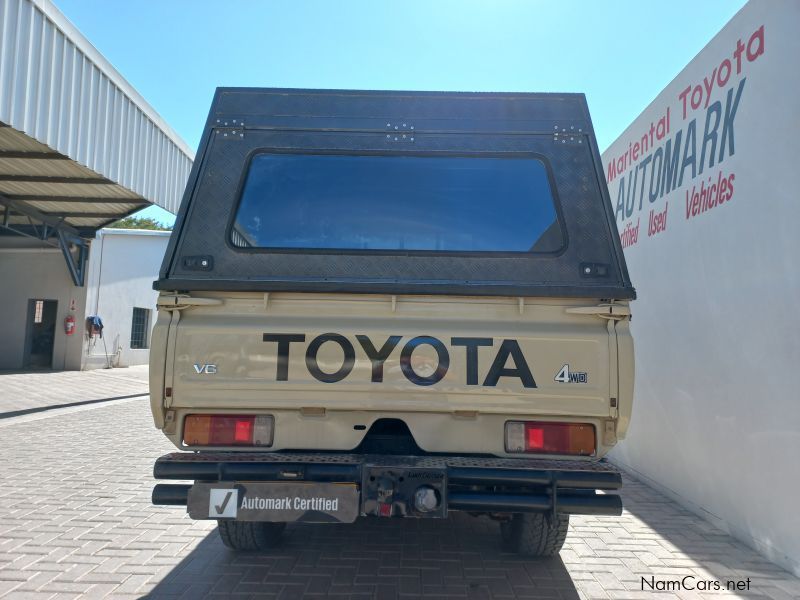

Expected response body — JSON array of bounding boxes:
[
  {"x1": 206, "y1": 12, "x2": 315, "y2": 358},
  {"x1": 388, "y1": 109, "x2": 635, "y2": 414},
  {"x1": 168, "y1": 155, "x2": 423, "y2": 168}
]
[
  {"x1": 0, "y1": 0, "x2": 194, "y2": 228},
  {"x1": 0, "y1": 124, "x2": 148, "y2": 233},
  {"x1": 0, "y1": 156, "x2": 97, "y2": 177}
]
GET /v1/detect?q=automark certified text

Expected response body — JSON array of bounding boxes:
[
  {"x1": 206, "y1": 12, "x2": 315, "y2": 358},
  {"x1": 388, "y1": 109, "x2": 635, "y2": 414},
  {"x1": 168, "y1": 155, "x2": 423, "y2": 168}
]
[{"x1": 241, "y1": 495, "x2": 340, "y2": 511}]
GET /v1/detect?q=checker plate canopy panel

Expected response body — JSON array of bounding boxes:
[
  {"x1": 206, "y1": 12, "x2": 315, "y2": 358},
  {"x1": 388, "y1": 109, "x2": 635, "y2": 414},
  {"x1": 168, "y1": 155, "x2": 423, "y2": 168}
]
[{"x1": 158, "y1": 89, "x2": 634, "y2": 299}]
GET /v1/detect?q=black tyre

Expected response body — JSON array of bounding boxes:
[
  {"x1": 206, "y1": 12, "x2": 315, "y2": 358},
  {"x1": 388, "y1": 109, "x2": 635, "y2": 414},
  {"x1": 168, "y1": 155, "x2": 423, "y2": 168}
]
[
  {"x1": 500, "y1": 513, "x2": 569, "y2": 557},
  {"x1": 217, "y1": 521, "x2": 286, "y2": 551}
]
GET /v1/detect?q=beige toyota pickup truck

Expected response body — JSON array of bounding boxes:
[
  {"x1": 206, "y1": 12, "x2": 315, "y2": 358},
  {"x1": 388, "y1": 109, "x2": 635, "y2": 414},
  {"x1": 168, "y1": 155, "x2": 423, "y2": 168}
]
[{"x1": 150, "y1": 88, "x2": 635, "y2": 556}]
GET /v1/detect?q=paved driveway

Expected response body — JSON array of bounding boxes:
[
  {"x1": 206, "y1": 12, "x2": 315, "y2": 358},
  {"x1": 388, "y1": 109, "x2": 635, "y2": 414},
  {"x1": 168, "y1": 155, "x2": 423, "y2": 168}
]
[
  {"x1": 0, "y1": 366, "x2": 148, "y2": 416},
  {"x1": 0, "y1": 370, "x2": 797, "y2": 599}
]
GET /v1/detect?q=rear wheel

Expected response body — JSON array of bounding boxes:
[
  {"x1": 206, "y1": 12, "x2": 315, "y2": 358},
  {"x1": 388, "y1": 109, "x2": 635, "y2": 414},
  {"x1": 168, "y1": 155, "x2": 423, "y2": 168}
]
[
  {"x1": 501, "y1": 513, "x2": 569, "y2": 557},
  {"x1": 218, "y1": 521, "x2": 286, "y2": 551}
]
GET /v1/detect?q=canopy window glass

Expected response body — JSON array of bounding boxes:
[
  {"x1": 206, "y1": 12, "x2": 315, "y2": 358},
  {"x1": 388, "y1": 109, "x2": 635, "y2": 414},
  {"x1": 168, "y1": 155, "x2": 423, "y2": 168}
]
[{"x1": 230, "y1": 153, "x2": 564, "y2": 253}]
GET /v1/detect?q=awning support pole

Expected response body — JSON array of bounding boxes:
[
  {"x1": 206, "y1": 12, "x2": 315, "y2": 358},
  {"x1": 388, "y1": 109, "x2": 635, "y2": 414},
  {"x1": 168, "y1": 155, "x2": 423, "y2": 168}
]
[
  {"x1": 0, "y1": 193, "x2": 89, "y2": 287},
  {"x1": 56, "y1": 229, "x2": 88, "y2": 287}
]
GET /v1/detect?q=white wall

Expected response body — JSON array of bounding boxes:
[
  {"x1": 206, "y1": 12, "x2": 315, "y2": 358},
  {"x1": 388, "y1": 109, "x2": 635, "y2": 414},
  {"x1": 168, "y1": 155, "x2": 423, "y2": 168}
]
[
  {"x1": 602, "y1": 0, "x2": 800, "y2": 576},
  {"x1": 0, "y1": 247, "x2": 88, "y2": 370},
  {"x1": 83, "y1": 229, "x2": 170, "y2": 368}
]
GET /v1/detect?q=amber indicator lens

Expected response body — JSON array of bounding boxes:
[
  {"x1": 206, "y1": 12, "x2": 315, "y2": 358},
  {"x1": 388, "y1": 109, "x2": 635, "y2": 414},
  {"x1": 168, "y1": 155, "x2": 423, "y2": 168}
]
[
  {"x1": 183, "y1": 414, "x2": 274, "y2": 447},
  {"x1": 505, "y1": 421, "x2": 595, "y2": 456}
]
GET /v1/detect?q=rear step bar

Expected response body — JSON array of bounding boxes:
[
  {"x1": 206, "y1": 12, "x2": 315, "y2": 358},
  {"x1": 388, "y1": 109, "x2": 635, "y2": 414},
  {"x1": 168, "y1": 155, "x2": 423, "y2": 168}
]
[
  {"x1": 153, "y1": 483, "x2": 622, "y2": 515},
  {"x1": 152, "y1": 452, "x2": 623, "y2": 516}
]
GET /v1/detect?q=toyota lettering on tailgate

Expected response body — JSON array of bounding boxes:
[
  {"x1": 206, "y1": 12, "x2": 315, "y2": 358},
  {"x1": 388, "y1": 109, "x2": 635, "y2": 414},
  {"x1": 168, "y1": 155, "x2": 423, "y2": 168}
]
[{"x1": 262, "y1": 333, "x2": 537, "y2": 388}]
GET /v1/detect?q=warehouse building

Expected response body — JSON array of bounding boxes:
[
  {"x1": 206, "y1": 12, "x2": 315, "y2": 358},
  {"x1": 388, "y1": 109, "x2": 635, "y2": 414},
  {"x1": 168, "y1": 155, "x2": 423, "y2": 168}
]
[
  {"x1": 0, "y1": 0, "x2": 192, "y2": 369},
  {"x1": 82, "y1": 228, "x2": 171, "y2": 369}
]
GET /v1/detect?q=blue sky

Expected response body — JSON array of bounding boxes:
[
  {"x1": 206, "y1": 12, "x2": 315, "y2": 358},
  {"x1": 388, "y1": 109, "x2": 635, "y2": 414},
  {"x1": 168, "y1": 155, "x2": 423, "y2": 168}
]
[{"x1": 56, "y1": 0, "x2": 747, "y2": 226}]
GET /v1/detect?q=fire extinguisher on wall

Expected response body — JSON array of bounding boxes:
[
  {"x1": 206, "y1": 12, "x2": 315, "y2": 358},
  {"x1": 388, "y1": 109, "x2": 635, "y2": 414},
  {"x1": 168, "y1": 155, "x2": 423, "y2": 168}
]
[{"x1": 64, "y1": 314, "x2": 76, "y2": 336}]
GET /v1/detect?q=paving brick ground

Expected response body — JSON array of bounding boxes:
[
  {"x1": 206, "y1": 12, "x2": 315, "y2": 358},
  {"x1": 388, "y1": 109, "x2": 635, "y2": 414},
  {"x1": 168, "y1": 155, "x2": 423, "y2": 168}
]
[
  {"x1": 0, "y1": 366, "x2": 148, "y2": 415},
  {"x1": 0, "y1": 373, "x2": 798, "y2": 599}
]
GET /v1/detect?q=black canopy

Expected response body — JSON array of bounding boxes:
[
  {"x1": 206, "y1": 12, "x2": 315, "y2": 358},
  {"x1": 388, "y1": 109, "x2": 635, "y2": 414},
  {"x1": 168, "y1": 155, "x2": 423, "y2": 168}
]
[{"x1": 157, "y1": 88, "x2": 634, "y2": 299}]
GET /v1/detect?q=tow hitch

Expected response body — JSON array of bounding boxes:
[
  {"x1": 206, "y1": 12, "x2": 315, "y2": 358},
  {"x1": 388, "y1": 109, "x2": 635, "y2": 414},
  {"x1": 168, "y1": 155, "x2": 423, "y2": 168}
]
[{"x1": 361, "y1": 466, "x2": 447, "y2": 518}]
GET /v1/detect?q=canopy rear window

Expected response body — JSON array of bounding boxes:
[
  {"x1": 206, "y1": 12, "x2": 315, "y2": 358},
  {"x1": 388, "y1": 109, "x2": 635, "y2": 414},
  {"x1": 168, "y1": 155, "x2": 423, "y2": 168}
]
[{"x1": 230, "y1": 153, "x2": 564, "y2": 253}]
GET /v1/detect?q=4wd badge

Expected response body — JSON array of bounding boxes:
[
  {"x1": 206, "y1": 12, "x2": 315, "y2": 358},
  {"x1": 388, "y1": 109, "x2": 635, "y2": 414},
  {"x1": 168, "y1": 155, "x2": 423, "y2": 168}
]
[{"x1": 554, "y1": 364, "x2": 588, "y2": 384}]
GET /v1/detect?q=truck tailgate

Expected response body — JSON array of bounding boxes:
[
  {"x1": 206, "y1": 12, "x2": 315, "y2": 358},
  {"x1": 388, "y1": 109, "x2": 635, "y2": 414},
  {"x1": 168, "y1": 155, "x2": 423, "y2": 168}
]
[{"x1": 163, "y1": 293, "x2": 614, "y2": 419}]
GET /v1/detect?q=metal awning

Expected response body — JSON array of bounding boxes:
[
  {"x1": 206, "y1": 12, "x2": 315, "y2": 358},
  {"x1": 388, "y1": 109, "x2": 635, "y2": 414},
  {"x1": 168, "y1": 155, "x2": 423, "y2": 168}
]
[
  {"x1": 0, "y1": 0, "x2": 195, "y2": 286},
  {"x1": 0, "y1": 123, "x2": 148, "y2": 234},
  {"x1": 0, "y1": 122, "x2": 152, "y2": 286}
]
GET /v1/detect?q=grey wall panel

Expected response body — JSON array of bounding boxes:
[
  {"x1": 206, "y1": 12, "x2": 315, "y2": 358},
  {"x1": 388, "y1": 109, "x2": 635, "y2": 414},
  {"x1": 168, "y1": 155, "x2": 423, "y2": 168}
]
[{"x1": 0, "y1": 0, "x2": 194, "y2": 214}]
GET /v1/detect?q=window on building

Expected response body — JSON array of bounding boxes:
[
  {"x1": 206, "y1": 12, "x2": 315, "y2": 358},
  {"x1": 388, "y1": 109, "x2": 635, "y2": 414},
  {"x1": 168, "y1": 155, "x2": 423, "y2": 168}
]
[
  {"x1": 130, "y1": 307, "x2": 150, "y2": 349},
  {"x1": 33, "y1": 300, "x2": 44, "y2": 324}
]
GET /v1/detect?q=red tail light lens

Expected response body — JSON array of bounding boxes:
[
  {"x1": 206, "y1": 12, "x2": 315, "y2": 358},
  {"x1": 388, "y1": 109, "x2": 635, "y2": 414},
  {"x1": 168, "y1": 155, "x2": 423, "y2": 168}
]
[
  {"x1": 234, "y1": 418, "x2": 253, "y2": 443},
  {"x1": 183, "y1": 414, "x2": 274, "y2": 447},
  {"x1": 505, "y1": 421, "x2": 595, "y2": 456}
]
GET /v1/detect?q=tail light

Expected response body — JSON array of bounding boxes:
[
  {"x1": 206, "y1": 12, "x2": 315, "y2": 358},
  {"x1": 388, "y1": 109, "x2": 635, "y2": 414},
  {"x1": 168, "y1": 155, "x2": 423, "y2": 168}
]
[
  {"x1": 183, "y1": 414, "x2": 274, "y2": 447},
  {"x1": 505, "y1": 421, "x2": 595, "y2": 456}
]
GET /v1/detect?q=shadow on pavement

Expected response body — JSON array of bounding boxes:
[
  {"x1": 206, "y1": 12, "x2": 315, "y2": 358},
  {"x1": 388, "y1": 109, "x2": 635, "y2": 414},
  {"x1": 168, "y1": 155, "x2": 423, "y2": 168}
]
[
  {"x1": 145, "y1": 512, "x2": 579, "y2": 599},
  {"x1": 613, "y1": 473, "x2": 797, "y2": 594},
  {"x1": 0, "y1": 392, "x2": 147, "y2": 419}
]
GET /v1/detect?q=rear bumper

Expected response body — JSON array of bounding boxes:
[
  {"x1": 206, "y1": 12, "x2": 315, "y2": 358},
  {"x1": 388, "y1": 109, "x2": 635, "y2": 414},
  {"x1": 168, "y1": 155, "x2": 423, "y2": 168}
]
[{"x1": 152, "y1": 452, "x2": 623, "y2": 517}]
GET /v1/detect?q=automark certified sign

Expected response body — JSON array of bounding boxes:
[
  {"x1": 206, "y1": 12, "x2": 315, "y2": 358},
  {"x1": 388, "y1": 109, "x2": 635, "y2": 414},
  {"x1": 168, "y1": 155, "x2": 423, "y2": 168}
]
[
  {"x1": 188, "y1": 482, "x2": 359, "y2": 523},
  {"x1": 208, "y1": 488, "x2": 238, "y2": 518}
]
